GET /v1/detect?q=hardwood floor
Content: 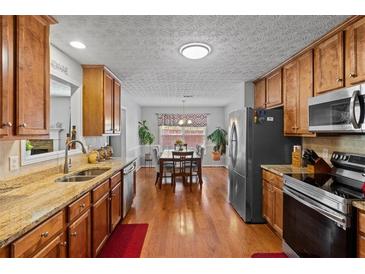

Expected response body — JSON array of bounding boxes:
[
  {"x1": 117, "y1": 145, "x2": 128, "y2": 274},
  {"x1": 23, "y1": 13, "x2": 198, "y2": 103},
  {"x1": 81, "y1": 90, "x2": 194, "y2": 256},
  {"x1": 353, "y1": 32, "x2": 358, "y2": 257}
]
[{"x1": 123, "y1": 167, "x2": 282, "y2": 257}]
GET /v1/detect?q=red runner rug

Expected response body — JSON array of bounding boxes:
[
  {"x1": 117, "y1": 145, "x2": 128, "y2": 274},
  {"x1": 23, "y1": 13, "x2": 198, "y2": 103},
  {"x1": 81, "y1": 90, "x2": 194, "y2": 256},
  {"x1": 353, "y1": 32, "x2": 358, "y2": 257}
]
[
  {"x1": 251, "y1": 252, "x2": 288, "y2": 258},
  {"x1": 98, "y1": 223, "x2": 148, "y2": 258}
]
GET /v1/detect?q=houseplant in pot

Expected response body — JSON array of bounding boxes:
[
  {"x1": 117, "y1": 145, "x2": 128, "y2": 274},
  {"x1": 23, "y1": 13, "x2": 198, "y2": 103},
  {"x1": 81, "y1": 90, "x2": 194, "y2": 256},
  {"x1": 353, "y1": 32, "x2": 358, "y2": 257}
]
[
  {"x1": 207, "y1": 127, "x2": 227, "y2": 161},
  {"x1": 138, "y1": 120, "x2": 155, "y2": 160},
  {"x1": 25, "y1": 140, "x2": 33, "y2": 157}
]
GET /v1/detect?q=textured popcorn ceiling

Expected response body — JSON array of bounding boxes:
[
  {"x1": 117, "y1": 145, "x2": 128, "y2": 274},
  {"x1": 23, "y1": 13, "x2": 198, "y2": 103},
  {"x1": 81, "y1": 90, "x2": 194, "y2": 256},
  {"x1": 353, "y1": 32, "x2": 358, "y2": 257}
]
[{"x1": 51, "y1": 15, "x2": 348, "y2": 106}]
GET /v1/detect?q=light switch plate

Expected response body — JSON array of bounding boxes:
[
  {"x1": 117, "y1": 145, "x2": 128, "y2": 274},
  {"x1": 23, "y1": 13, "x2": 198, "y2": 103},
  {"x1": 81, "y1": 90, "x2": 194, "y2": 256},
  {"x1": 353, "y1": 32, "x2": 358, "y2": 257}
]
[{"x1": 9, "y1": 155, "x2": 19, "y2": 171}]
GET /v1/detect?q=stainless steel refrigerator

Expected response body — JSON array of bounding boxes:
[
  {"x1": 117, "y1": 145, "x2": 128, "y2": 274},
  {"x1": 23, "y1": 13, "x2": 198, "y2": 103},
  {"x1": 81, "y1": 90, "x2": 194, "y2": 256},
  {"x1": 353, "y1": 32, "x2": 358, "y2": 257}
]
[{"x1": 228, "y1": 108, "x2": 300, "y2": 223}]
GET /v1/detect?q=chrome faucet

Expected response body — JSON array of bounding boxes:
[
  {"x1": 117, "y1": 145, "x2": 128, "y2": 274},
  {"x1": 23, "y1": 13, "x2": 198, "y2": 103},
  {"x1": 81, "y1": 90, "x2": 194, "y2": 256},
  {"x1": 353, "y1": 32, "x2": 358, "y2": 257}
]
[{"x1": 64, "y1": 140, "x2": 87, "y2": 174}]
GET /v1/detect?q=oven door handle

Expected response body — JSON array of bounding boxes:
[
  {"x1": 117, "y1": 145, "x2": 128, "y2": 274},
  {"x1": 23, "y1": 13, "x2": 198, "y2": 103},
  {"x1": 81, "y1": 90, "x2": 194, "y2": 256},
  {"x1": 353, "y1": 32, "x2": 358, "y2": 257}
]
[
  {"x1": 349, "y1": 90, "x2": 361, "y2": 129},
  {"x1": 284, "y1": 187, "x2": 348, "y2": 230}
]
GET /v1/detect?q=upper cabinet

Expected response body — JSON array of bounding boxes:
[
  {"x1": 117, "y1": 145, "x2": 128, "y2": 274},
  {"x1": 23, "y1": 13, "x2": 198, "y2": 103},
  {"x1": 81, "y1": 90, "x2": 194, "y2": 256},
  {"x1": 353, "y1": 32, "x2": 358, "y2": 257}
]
[
  {"x1": 314, "y1": 32, "x2": 344, "y2": 95},
  {"x1": 283, "y1": 51, "x2": 314, "y2": 136},
  {"x1": 254, "y1": 79, "x2": 266, "y2": 109},
  {"x1": 0, "y1": 16, "x2": 14, "y2": 137},
  {"x1": 0, "y1": 15, "x2": 56, "y2": 140},
  {"x1": 345, "y1": 17, "x2": 365, "y2": 86},
  {"x1": 82, "y1": 65, "x2": 122, "y2": 136},
  {"x1": 266, "y1": 69, "x2": 283, "y2": 108}
]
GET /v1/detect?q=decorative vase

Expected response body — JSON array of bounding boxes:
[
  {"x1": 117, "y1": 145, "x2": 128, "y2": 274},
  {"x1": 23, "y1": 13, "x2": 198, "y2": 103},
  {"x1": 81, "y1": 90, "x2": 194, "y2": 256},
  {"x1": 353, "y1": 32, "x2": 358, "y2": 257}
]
[{"x1": 211, "y1": 151, "x2": 221, "y2": 161}]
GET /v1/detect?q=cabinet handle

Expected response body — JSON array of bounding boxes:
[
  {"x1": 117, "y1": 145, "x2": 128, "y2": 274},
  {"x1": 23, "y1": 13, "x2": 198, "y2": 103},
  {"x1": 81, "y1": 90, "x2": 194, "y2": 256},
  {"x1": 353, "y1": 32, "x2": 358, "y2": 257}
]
[
  {"x1": 1, "y1": 122, "x2": 12, "y2": 128},
  {"x1": 60, "y1": 241, "x2": 67, "y2": 247},
  {"x1": 336, "y1": 78, "x2": 343, "y2": 82},
  {"x1": 349, "y1": 73, "x2": 357, "y2": 78},
  {"x1": 79, "y1": 203, "x2": 86, "y2": 208},
  {"x1": 108, "y1": 197, "x2": 112, "y2": 201},
  {"x1": 70, "y1": 232, "x2": 77, "y2": 237},
  {"x1": 40, "y1": 231, "x2": 49, "y2": 238},
  {"x1": 18, "y1": 123, "x2": 27, "y2": 128}
]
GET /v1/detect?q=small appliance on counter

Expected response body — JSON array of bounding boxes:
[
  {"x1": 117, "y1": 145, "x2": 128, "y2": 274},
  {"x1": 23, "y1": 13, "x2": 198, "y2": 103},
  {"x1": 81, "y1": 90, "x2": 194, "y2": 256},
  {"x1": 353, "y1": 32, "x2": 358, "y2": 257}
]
[{"x1": 283, "y1": 151, "x2": 365, "y2": 258}]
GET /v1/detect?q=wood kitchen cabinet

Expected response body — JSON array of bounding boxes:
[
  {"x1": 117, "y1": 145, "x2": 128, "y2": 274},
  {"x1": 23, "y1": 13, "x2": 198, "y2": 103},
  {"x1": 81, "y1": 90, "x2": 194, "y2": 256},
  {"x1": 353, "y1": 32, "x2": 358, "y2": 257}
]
[
  {"x1": 0, "y1": 16, "x2": 14, "y2": 137},
  {"x1": 0, "y1": 15, "x2": 56, "y2": 140},
  {"x1": 345, "y1": 17, "x2": 365, "y2": 86},
  {"x1": 358, "y1": 210, "x2": 365, "y2": 258},
  {"x1": 32, "y1": 233, "x2": 67, "y2": 258},
  {"x1": 82, "y1": 65, "x2": 122, "y2": 136},
  {"x1": 92, "y1": 192, "x2": 110, "y2": 257},
  {"x1": 110, "y1": 183, "x2": 122, "y2": 231},
  {"x1": 254, "y1": 79, "x2": 266, "y2": 109},
  {"x1": 314, "y1": 32, "x2": 344, "y2": 95},
  {"x1": 68, "y1": 210, "x2": 91, "y2": 258},
  {"x1": 262, "y1": 169, "x2": 283, "y2": 237},
  {"x1": 283, "y1": 51, "x2": 315, "y2": 136},
  {"x1": 266, "y1": 69, "x2": 283, "y2": 108}
]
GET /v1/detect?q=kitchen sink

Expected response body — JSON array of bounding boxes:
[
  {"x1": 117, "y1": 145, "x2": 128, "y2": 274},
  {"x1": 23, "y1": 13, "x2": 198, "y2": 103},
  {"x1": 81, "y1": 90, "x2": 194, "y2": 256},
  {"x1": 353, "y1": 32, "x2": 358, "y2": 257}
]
[
  {"x1": 74, "y1": 168, "x2": 110, "y2": 176},
  {"x1": 55, "y1": 168, "x2": 110, "y2": 183},
  {"x1": 55, "y1": 175, "x2": 97, "y2": 183}
]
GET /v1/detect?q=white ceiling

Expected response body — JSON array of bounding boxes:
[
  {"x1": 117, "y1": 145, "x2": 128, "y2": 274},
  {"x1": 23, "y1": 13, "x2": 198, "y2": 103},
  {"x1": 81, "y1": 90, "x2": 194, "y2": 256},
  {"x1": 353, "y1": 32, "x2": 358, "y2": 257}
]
[{"x1": 51, "y1": 15, "x2": 348, "y2": 107}]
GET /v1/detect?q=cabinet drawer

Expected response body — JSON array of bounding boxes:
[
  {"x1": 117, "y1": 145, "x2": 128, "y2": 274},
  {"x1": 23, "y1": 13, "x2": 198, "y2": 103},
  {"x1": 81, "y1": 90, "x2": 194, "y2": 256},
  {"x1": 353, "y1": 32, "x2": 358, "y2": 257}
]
[
  {"x1": 262, "y1": 170, "x2": 283, "y2": 189},
  {"x1": 359, "y1": 211, "x2": 365, "y2": 234},
  {"x1": 12, "y1": 210, "x2": 64, "y2": 258},
  {"x1": 93, "y1": 179, "x2": 110, "y2": 202},
  {"x1": 68, "y1": 193, "x2": 91, "y2": 223},
  {"x1": 358, "y1": 234, "x2": 365, "y2": 258},
  {"x1": 110, "y1": 171, "x2": 122, "y2": 189}
]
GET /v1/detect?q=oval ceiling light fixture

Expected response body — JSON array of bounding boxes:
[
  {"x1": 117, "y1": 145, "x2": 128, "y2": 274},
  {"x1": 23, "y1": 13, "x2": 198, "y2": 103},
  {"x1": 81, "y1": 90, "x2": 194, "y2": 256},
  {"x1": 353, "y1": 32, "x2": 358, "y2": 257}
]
[
  {"x1": 179, "y1": 42, "x2": 211, "y2": 60},
  {"x1": 69, "y1": 41, "x2": 86, "y2": 49}
]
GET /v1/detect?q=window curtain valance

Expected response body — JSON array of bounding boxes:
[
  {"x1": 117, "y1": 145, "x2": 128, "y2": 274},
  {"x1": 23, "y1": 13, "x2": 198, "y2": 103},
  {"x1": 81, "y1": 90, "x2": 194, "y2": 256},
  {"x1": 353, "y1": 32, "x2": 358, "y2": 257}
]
[{"x1": 157, "y1": 113, "x2": 208, "y2": 127}]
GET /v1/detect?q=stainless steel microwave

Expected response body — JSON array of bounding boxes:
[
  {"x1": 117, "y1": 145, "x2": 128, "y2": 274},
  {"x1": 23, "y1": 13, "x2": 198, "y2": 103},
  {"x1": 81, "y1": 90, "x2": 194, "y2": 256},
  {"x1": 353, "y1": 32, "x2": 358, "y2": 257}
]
[{"x1": 308, "y1": 84, "x2": 365, "y2": 133}]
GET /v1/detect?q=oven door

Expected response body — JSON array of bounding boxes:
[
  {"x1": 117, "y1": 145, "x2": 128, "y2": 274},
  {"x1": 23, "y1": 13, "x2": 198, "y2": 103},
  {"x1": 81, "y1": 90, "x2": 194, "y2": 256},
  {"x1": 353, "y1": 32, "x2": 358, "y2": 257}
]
[
  {"x1": 308, "y1": 85, "x2": 365, "y2": 133},
  {"x1": 283, "y1": 186, "x2": 356, "y2": 258}
]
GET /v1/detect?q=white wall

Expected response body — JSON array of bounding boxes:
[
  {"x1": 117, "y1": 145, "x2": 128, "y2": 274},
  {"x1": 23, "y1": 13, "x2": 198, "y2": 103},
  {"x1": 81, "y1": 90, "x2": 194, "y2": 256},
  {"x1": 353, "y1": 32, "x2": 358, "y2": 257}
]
[{"x1": 141, "y1": 106, "x2": 226, "y2": 166}]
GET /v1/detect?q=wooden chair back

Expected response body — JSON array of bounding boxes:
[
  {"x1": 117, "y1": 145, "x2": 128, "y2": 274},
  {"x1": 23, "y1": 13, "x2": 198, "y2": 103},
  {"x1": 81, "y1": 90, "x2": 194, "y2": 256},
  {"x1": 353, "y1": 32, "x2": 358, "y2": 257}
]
[{"x1": 172, "y1": 151, "x2": 193, "y2": 176}]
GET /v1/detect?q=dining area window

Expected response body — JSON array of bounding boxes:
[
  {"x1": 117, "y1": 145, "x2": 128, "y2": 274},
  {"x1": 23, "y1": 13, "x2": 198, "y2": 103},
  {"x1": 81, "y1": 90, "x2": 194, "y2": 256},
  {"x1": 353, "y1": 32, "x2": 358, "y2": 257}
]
[{"x1": 159, "y1": 126, "x2": 206, "y2": 150}]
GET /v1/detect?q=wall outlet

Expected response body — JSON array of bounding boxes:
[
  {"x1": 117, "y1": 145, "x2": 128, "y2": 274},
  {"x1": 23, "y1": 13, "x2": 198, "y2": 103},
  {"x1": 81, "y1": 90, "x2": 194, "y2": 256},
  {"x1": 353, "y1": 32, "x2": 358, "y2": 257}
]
[{"x1": 9, "y1": 155, "x2": 19, "y2": 171}]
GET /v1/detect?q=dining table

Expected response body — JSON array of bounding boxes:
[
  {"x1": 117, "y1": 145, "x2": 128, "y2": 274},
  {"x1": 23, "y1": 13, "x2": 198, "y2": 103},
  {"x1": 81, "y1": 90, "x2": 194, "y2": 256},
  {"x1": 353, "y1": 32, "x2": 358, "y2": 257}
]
[{"x1": 158, "y1": 149, "x2": 203, "y2": 189}]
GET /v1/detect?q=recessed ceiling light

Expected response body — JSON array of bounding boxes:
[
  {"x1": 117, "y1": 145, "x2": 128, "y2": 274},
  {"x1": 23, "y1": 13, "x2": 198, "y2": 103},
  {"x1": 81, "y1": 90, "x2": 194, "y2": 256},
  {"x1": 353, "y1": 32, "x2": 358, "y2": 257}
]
[
  {"x1": 179, "y1": 42, "x2": 211, "y2": 60},
  {"x1": 70, "y1": 41, "x2": 86, "y2": 49}
]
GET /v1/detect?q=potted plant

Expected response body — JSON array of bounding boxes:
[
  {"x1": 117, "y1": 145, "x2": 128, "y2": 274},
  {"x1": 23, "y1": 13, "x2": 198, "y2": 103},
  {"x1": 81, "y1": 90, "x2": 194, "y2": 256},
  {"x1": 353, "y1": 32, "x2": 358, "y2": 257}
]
[
  {"x1": 138, "y1": 120, "x2": 155, "y2": 159},
  {"x1": 25, "y1": 140, "x2": 33, "y2": 157},
  {"x1": 207, "y1": 127, "x2": 227, "y2": 161}
]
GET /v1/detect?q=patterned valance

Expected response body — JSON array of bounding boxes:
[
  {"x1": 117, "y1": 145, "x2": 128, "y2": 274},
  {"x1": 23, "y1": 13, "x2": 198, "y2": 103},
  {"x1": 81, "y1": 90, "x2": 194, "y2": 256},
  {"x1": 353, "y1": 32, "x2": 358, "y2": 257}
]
[{"x1": 157, "y1": 113, "x2": 208, "y2": 127}]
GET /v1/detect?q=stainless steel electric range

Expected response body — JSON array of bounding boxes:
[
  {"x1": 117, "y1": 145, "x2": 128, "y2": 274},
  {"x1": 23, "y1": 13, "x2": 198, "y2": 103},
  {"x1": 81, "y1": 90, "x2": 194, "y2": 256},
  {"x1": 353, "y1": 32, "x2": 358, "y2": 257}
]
[{"x1": 283, "y1": 151, "x2": 365, "y2": 258}]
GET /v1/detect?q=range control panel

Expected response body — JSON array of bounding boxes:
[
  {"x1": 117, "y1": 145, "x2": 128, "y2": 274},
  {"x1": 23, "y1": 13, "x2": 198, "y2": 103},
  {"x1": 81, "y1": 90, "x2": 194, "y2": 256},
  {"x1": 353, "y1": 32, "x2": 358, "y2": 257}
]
[{"x1": 331, "y1": 151, "x2": 365, "y2": 171}]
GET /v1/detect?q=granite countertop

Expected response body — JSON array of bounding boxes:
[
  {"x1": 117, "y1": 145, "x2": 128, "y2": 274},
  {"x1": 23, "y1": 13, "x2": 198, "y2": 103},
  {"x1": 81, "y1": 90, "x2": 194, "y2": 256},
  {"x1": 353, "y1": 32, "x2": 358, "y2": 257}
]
[
  {"x1": 261, "y1": 164, "x2": 309, "y2": 177},
  {"x1": 353, "y1": 201, "x2": 365, "y2": 211},
  {"x1": 0, "y1": 157, "x2": 136, "y2": 248}
]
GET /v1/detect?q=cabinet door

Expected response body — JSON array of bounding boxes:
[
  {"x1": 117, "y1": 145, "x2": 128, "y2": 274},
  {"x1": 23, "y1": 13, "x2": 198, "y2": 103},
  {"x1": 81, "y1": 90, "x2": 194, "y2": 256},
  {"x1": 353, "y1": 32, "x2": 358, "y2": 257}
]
[
  {"x1": 0, "y1": 16, "x2": 14, "y2": 137},
  {"x1": 69, "y1": 210, "x2": 91, "y2": 258},
  {"x1": 272, "y1": 186, "x2": 283, "y2": 237},
  {"x1": 359, "y1": 234, "x2": 365, "y2": 258},
  {"x1": 92, "y1": 193, "x2": 110, "y2": 257},
  {"x1": 103, "y1": 71, "x2": 114, "y2": 134},
  {"x1": 296, "y1": 51, "x2": 315, "y2": 136},
  {"x1": 254, "y1": 79, "x2": 266, "y2": 109},
  {"x1": 266, "y1": 69, "x2": 282, "y2": 108},
  {"x1": 16, "y1": 16, "x2": 50, "y2": 136},
  {"x1": 113, "y1": 80, "x2": 121, "y2": 134},
  {"x1": 110, "y1": 183, "x2": 122, "y2": 232},
  {"x1": 32, "y1": 233, "x2": 67, "y2": 258},
  {"x1": 262, "y1": 180, "x2": 273, "y2": 225},
  {"x1": 346, "y1": 17, "x2": 365, "y2": 86},
  {"x1": 283, "y1": 60, "x2": 298, "y2": 135},
  {"x1": 314, "y1": 32, "x2": 344, "y2": 94}
]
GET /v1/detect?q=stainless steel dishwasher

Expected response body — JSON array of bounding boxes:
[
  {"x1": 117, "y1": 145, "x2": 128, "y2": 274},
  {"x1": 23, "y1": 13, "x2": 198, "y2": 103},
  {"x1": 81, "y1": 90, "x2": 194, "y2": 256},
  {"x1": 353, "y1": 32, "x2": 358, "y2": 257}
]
[{"x1": 123, "y1": 161, "x2": 136, "y2": 218}]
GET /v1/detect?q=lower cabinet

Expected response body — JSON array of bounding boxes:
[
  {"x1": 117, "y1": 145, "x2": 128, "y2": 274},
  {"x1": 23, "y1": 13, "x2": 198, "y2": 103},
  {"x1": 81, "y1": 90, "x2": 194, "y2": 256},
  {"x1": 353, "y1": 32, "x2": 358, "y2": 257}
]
[
  {"x1": 32, "y1": 233, "x2": 67, "y2": 258},
  {"x1": 358, "y1": 210, "x2": 365, "y2": 258},
  {"x1": 92, "y1": 193, "x2": 110, "y2": 257},
  {"x1": 110, "y1": 182, "x2": 122, "y2": 231},
  {"x1": 68, "y1": 210, "x2": 91, "y2": 258},
  {"x1": 262, "y1": 169, "x2": 283, "y2": 237}
]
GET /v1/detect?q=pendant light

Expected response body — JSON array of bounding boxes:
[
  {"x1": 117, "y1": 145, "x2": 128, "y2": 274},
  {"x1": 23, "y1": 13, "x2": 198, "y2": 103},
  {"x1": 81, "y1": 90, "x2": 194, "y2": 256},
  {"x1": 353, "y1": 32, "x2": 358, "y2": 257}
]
[{"x1": 178, "y1": 99, "x2": 192, "y2": 126}]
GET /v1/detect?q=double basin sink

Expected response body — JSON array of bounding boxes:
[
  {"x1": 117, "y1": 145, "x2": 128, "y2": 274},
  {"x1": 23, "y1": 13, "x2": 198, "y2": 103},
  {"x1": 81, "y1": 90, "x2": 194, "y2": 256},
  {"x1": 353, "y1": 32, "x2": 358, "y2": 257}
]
[{"x1": 55, "y1": 168, "x2": 111, "y2": 183}]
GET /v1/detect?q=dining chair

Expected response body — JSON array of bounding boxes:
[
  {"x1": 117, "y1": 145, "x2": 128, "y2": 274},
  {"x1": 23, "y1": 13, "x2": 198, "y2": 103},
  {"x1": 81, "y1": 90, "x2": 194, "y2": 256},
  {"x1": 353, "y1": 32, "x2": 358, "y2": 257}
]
[
  {"x1": 172, "y1": 151, "x2": 194, "y2": 192},
  {"x1": 192, "y1": 146, "x2": 204, "y2": 186},
  {"x1": 152, "y1": 147, "x2": 173, "y2": 186}
]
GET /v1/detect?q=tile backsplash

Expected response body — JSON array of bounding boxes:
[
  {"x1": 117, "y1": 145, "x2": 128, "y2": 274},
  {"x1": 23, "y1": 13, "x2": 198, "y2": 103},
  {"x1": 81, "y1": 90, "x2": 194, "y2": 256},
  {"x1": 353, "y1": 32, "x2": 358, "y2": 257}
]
[{"x1": 303, "y1": 135, "x2": 365, "y2": 165}]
